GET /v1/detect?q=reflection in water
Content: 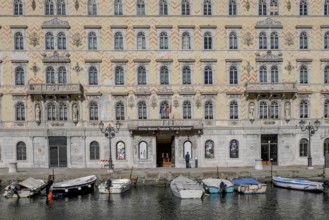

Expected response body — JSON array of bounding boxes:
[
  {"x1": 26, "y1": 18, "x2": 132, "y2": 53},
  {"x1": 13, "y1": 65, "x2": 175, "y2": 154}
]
[{"x1": 1, "y1": 185, "x2": 329, "y2": 219}]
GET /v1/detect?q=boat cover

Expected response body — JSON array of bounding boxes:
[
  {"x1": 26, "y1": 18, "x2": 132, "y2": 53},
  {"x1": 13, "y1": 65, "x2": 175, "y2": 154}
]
[
  {"x1": 231, "y1": 178, "x2": 261, "y2": 185},
  {"x1": 18, "y1": 177, "x2": 45, "y2": 190}
]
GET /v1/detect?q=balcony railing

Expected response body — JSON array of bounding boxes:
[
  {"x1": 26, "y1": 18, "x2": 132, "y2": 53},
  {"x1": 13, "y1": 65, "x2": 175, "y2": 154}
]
[
  {"x1": 28, "y1": 83, "x2": 83, "y2": 95},
  {"x1": 246, "y1": 82, "x2": 297, "y2": 93},
  {"x1": 128, "y1": 119, "x2": 203, "y2": 131}
]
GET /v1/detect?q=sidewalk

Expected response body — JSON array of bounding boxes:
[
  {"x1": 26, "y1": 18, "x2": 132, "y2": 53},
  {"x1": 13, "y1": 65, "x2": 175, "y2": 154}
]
[{"x1": 0, "y1": 165, "x2": 327, "y2": 187}]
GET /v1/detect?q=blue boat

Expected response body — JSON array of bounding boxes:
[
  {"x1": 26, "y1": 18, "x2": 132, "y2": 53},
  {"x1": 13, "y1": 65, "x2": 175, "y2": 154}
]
[
  {"x1": 272, "y1": 176, "x2": 324, "y2": 192},
  {"x1": 231, "y1": 178, "x2": 267, "y2": 194},
  {"x1": 201, "y1": 178, "x2": 234, "y2": 194}
]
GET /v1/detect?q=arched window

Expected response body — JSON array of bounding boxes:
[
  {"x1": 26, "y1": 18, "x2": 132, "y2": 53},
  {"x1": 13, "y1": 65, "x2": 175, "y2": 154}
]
[
  {"x1": 204, "y1": 32, "x2": 212, "y2": 49},
  {"x1": 115, "y1": 66, "x2": 124, "y2": 85},
  {"x1": 271, "y1": 66, "x2": 279, "y2": 83},
  {"x1": 17, "y1": 142, "x2": 26, "y2": 160},
  {"x1": 205, "y1": 140, "x2": 214, "y2": 159},
  {"x1": 59, "y1": 103, "x2": 67, "y2": 121},
  {"x1": 259, "y1": 0, "x2": 267, "y2": 15},
  {"x1": 89, "y1": 66, "x2": 98, "y2": 85},
  {"x1": 183, "y1": 141, "x2": 192, "y2": 158},
  {"x1": 89, "y1": 102, "x2": 98, "y2": 120},
  {"x1": 182, "y1": 32, "x2": 191, "y2": 49},
  {"x1": 270, "y1": 32, "x2": 279, "y2": 49},
  {"x1": 324, "y1": 99, "x2": 329, "y2": 118},
  {"x1": 57, "y1": 0, "x2": 66, "y2": 15},
  {"x1": 229, "y1": 0, "x2": 237, "y2": 15},
  {"x1": 259, "y1": 66, "x2": 267, "y2": 83},
  {"x1": 270, "y1": 0, "x2": 279, "y2": 15},
  {"x1": 204, "y1": 66, "x2": 213, "y2": 84},
  {"x1": 300, "y1": 32, "x2": 308, "y2": 49},
  {"x1": 57, "y1": 32, "x2": 66, "y2": 50},
  {"x1": 45, "y1": 32, "x2": 54, "y2": 50},
  {"x1": 159, "y1": 32, "x2": 168, "y2": 49},
  {"x1": 300, "y1": 0, "x2": 308, "y2": 16},
  {"x1": 116, "y1": 102, "x2": 125, "y2": 120},
  {"x1": 324, "y1": 138, "x2": 329, "y2": 156},
  {"x1": 15, "y1": 66, "x2": 25, "y2": 85},
  {"x1": 230, "y1": 65, "x2": 238, "y2": 84},
  {"x1": 182, "y1": 66, "x2": 191, "y2": 84},
  {"x1": 14, "y1": 0, "x2": 23, "y2": 15},
  {"x1": 204, "y1": 0, "x2": 212, "y2": 15},
  {"x1": 229, "y1": 32, "x2": 238, "y2": 49},
  {"x1": 183, "y1": 100, "x2": 192, "y2": 119},
  {"x1": 300, "y1": 138, "x2": 308, "y2": 157},
  {"x1": 325, "y1": 0, "x2": 329, "y2": 15},
  {"x1": 137, "y1": 32, "x2": 146, "y2": 49},
  {"x1": 159, "y1": 0, "x2": 168, "y2": 15},
  {"x1": 229, "y1": 139, "x2": 239, "y2": 158},
  {"x1": 137, "y1": 66, "x2": 146, "y2": 85},
  {"x1": 139, "y1": 142, "x2": 148, "y2": 159},
  {"x1": 14, "y1": 32, "x2": 24, "y2": 50},
  {"x1": 88, "y1": 32, "x2": 97, "y2": 50},
  {"x1": 204, "y1": 100, "x2": 213, "y2": 119},
  {"x1": 259, "y1": 101, "x2": 268, "y2": 119},
  {"x1": 300, "y1": 100, "x2": 308, "y2": 118},
  {"x1": 47, "y1": 103, "x2": 56, "y2": 121},
  {"x1": 46, "y1": 66, "x2": 55, "y2": 84},
  {"x1": 138, "y1": 101, "x2": 147, "y2": 119},
  {"x1": 300, "y1": 65, "x2": 308, "y2": 84},
  {"x1": 114, "y1": 0, "x2": 123, "y2": 15},
  {"x1": 116, "y1": 141, "x2": 126, "y2": 160},
  {"x1": 182, "y1": 0, "x2": 190, "y2": 15},
  {"x1": 270, "y1": 101, "x2": 279, "y2": 119},
  {"x1": 160, "y1": 101, "x2": 169, "y2": 119},
  {"x1": 90, "y1": 141, "x2": 100, "y2": 160},
  {"x1": 88, "y1": 0, "x2": 97, "y2": 15},
  {"x1": 230, "y1": 101, "x2": 238, "y2": 119},
  {"x1": 45, "y1": 0, "x2": 54, "y2": 15},
  {"x1": 259, "y1": 32, "x2": 267, "y2": 49},
  {"x1": 160, "y1": 66, "x2": 169, "y2": 85},
  {"x1": 16, "y1": 102, "x2": 25, "y2": 121},
  {"x1": 325, "y1": 65, "x2": 329, "y2": 83},
  {"x1": 137, "y1": 0, "x2": 145, "y2": 16},
  {"x1": 114, "y1": 32, "x2": 123, "y2": 50},
  {"x1": 324, "y1": 32, "x2": 329, "y2": 49},
  {"x1": 58, "y1": 66, "x2": 67, "y2": 84}
]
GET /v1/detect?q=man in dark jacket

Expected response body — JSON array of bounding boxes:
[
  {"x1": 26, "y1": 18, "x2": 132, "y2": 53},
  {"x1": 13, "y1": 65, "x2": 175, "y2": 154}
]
[{"x1": 185, "y1": 152, "x2": 190, "y2": 168}]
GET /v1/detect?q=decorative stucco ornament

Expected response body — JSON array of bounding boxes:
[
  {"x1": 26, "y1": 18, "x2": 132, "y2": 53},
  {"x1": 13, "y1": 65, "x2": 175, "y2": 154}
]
[
  {"x1": 32, "y1": 0, "x2": 36, "y2": 11},
  {"x1": 195, "y1": 92, "x2": 202, "y2": 109},
  {"x1": 243, "y1": 32, "x2": 253, "y2": 46},
  {"x1": 75, "y1": 0, "x2": 79, "y2": 10},
  {"x1": 173, "y1": 95, "x2": 179, "y2": 108},
  {"x1": 150, "y1": 94, "x2": 157, "y2": 108},
  {"x1": 243, "y1": 61, "x2": 254, "y2": 75},
  {"x1": 285, "y1": 32, "x2": 294, "y2": 46},
  {"x1": 128, "y1": 94, "x2": 135, "y2": 109},
  {"x1": 73, "y1": 62, "x2": 83, "y2": 74},
  {"x1": 30, "y1": 63, "x2": 40, "y2": 75},
  {"x1": 287, "y1": 0, "x2": 291, "y2": 11},
  {"x1": 245, "y1": 0, "x2": 250, "y2": 11},
  {"x1": 285, "y1": 61, "x2": 294, "y2": 74},
  {"x1": 72, "y1": 33, "x2": 82, "y2": 47},
  {"x1": 29, "y1": 32, "x2": 39, "y2": 47}
]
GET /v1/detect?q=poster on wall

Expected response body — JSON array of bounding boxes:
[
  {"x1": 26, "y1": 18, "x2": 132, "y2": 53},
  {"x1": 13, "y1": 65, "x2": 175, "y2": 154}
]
[
  {"x1": 205, "y1": 140, "x2": 214, "y2": 159},
  {"x1": 139, "y1": 142, "x2": 147, "y2": 160},
  {"x1": 230, "y1": 140, "x2": 239, "y2": 158},
  {"x1": 116, "y1": 141, "x2": 125, "y2": 160}
]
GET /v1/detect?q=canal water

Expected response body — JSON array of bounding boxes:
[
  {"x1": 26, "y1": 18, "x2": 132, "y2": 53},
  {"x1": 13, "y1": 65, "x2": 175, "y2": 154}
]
[{"x1": 1, "y1": 185, "x2": 329, "y2": 220}]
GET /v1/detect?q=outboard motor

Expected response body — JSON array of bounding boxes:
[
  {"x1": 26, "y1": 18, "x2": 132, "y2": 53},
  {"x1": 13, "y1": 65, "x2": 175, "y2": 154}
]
[
  {"x1": 220, "y1": 182, "x2": 227, "y2": 193},
  {"x1": 106, "y1": 178, "x2": 112, "y2": 189},
  {"x1": 323, "y1": 179, "x2": 329, "y2": 191}
]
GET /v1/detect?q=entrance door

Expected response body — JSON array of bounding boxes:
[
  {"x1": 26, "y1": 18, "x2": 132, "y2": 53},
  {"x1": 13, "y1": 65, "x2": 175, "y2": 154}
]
[
  {"x1": 156, "y1": 136, "x2": 174, "y2": 167},
  {"x1": 261, "y1": 134, "x2": 278, "y2": 165},
  {"x1": 49, "y1": 137, "x2": 67, "y2": 167}
]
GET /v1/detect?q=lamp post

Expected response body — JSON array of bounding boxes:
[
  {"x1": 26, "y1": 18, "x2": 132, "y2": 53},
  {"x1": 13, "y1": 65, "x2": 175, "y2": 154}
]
[
  {"x1": 99, "y1": 121, "x2": 120, "y2": 173},
  {"x1": 299, "y1": 119, "x2": 320, "y2": 169}
]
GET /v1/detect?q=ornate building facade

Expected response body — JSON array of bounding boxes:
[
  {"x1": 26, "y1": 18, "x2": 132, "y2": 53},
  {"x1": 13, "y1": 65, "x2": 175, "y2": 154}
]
[{"x1": 0, "y1": 0, "x2": 329, "y2": 169}]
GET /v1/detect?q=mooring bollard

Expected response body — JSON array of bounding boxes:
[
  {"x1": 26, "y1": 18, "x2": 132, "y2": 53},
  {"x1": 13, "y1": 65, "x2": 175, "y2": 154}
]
[{"x1": 195, "y1": 157, "x2": 198, "y2": 168}]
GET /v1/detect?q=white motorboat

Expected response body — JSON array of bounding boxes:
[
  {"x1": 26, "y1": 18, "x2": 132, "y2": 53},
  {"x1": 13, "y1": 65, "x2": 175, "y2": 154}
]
[
  {"x1": 98, "y1": 178, "x2": 132, "y2": 194},
  {"x1": 232, "y1": 178, "x2": 267, "y2": 194},
  {"x1": 4, "y1": 177, "x2": 48, "y2": 198},
  {"x1": 50, "y1": 175, "x2": 97, "y2": 198},
  {"x1": 272, "y1": 176, "x2": 324, "y2": 192},
  {"x1": 170, "y1": 176, "x2": 204, "y2": 199},
  {"x1": 201, "y1": 178, "x2": 234, "y2": 194}
]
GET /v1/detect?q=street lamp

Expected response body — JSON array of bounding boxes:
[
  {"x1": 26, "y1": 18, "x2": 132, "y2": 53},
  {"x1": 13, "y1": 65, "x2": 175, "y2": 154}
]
[
  {"x1": 99, "y1": 121, "x2": 120, "y2": 173},
  {"x1": 299, "y1": 119, "x2": 320, "y2": 169}
]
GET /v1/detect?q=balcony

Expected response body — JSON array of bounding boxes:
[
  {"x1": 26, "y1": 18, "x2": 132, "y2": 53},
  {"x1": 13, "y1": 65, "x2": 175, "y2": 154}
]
[
  {"x1": 27, "y1": 83, "x2": 83, "y2": 95},
  {"x1": 245, "y1": 82, "x2": 297, "y2": 99},
  {"x1": 128, "y1": 119, "x2": 203, "y2": 132}
]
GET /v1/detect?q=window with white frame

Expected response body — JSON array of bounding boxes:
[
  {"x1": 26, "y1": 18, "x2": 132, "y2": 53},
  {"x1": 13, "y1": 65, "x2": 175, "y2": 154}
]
[
  {"x1": 229, "y1": 65, "x2": 238, "y2": 84},
  {"x1": 45, "y1": 32, "x2": 54, "y2": 50},
  {"x1": 259, "y1": 101, "x2": 268, "y2": 119},
  {"x1": 299, "y1": 65, "x2": 308, "y2": 84},
  {"x1": 271, "y1": 66, "x2": 279, "y2": 83},
  {"x1": 88, "y1": 32, "x2": 97, "y2": 50},
  {"x1": 114, "y1": 32, "x2": 124, "y2": 50},
  {"x1": 270, "y1": 101, "x2": 279, "y2": 118},
  {"x1": 204, "y1": 100, "x2": 213, "y2": 119},
  {"x1": 258, "y1": 0, "x2": 279, "y2": 15},
  {"x1": 182, "y1": 0, "x2": 190, "y2": 15},
  {"x1": 300, "y1": 138, "x2": 308, "y2": 157},
  {"x1": 270, "y1": 32, "x2": 279, "y2": 49},
  {"x1": 160, "y1": 66, "x2": 169, "y2": 84},
  {"x1": 57, "y1": 32, "x2": 66, "y2": 50},
  {"x1": 14, "y1": 32, "x2": 24, "y2": 50},
  {"x1": 159, "y1": 0, "x2": 168, "y2": 15},
  {"x1": 47, "y1": 103, "x2": 56, "y2": 120},
  {"x1": 88, "y1": 66, "x2": 98, "y2": 85},
  {"x1": 59, "y1": 102, "x2": 67, "y2": 121},
  {"x1": 44, "y1": 0, "x2": 66, "y2": 15},
  {"x1": 137, "y1": 0, "x2": 146, "y2": 16},
  {"x1": 45, "y1": 0, "x2": 54, "y2": 15},
  {"x1": 324, "y1": 99, "x2": 329, "y2": 118},
  {"x1": 259, "y1": 0, "x2": 267, "y2": 15},
  {"x1": 299, "y1": 32, "x2": 308, "y2": 49},
  {"x1": 137, "y1": 66, "x2": 147, "y2": 85},
  {"x1": 115, "y1": 66, "x2": 124, "y2": 85},
  {"x1": 159, "y1": 32, "x2": 168, "y2": 49},
  {"x1": 204, "y1": 65, "x2": 213, "y2": 85},
  {"x1": 324, "y1": 32, "x2": 329, "y2": 49},
  {"x1": 89, "y1": 101, "x2": 99, "y2": 120},
  {"x1": 90, "y1": 141, "x2": 100, "y2": 160},
  {"x1": 16, "y1": 102, "x2": 25, "y2": 121},
  {"x1": 229, "y1": 32, "x2": 238, "y2": 49},
  {"x1": 138, "y1": 101, "x2": 147, "y2": 119},
  {"x1": 259, "y1": 64, "x2": 280, "y2": 83},
  {"x1": 270, "y1": 0, "x2": 279, "y2": 15},
  {"x1": 88, "y1": 0, "x2": 97, "y2": 15},
  {"x1": 160, "y1": 101, "x2": 169, "y2": 119},
  {"x1": 325, "y1": 0, "x2": 329, "y2": 15},
  {"x1": 183, "y1": 100, "x2": 192, "y2": 119},
  {"x1": 259, "y1": 32, "x2": 267, "y2": 49},
  {"x1": 14, "y1": 0, "x2": 23, "y2": 15},
  {"x1": 259, "y1": 66, "x2": 267, "y2": 83},
  {"x1": 182, "y1": 66, "x2": 191, "y2": 84},
  {"x1": 182, "y1": 32, "x2": 191, "y2": 49},
  {"x1": 46, "y1": 66, "x2": 67, "y2": 84},
  {"x1": 114, "y1": 0, "x2": 123, "y2": 15},
  {"x1": 300, "y1": 0, "x2": 308, "y2": 16},
  {"x1": 299, "y1": 99, "x2": 309, "y2": 118},
  {"x1": 57, "y1": 0, "x2": 66, "y2": 15},
  {"x1": 204, "y1": 0, "x2": 212, "y2": 15},
  {"x1": 204, "y1": 32, "x2": 212, "y2": 50},
  {"x1": 116, "y1": 102, "x2": 125, "y2": 120},
  {"x1": 137, "y1": 32, "x2": 146, "y2": 50},
  {"x1": 325, "y1": 65, "x2": 329, "y2": 83},
  {"x1": 230, "y1": 100, "x2": 238, "y2": 119},
  {"x1": 15, "y1": 66, "x2": 25, "y2": 85},
  {"x1": 228, "y1": 0, "x2": 237, "y2": 15},
  {"x1": 58, "y1": 66, "x2": 66, "y2": 83},
  {"x1": 44, "y1": 31, "x2": 67, "y2": 50},
  {"x1": 17, "y1": 142, "x2": 26, "y2": 160}
]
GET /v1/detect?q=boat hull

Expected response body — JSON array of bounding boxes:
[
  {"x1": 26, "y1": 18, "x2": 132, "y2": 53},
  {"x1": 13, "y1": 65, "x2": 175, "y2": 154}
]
[
  {"x1": 234, "y1": 184, "x2": 267, "y2": 194},
  {"x1": 202, "y1": 178, "x2": 234, "y2": 194},
  {"x1": 3, "y1": 178, "x2": 47, "y2": 198},
  {"x1": 170, "y1": 176, "x2": 204, "y2": 199},
  {"x1": 272, "y1": 177, "x2": 323, "y2": 192},
  {"x1": 98, "y1": 179, "x2": 132, "y2": 194}
]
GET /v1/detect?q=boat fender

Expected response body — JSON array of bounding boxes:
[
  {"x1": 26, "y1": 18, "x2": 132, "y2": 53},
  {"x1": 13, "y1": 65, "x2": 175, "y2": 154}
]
[
  {"x1": 47, "y1": 191, "x2": 53, "y2": 200},
  {"x1": 106, "y1": 179, "x2": 112, "y2": 189}
]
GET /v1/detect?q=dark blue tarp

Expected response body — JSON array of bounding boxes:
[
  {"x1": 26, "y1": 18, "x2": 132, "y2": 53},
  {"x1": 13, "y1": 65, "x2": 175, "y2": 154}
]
[{"x1": 231, "y1": 178, "x2": 261, "y2": 185}]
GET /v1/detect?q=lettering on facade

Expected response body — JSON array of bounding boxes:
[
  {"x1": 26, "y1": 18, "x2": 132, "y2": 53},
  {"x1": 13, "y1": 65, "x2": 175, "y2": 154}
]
[{"x1": 137, "y1": 126, "x2": 193, "y2": 131}]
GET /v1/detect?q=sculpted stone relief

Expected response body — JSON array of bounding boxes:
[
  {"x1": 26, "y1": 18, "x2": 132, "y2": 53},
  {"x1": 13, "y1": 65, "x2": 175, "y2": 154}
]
[{"x1": 29, "y1": 32, "x2": 39, "y2": 47}]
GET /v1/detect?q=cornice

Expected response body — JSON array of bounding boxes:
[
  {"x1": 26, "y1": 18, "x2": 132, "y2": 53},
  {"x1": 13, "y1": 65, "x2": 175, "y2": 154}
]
[
  {"x1": 178, "y1": 59, "x2": 195, "y2": 62},
  {"x1": 84, "y1": 25, "x2": 102, "y2": 29},
  {"x1": 178, "y1": 25, "x2": 195, "y2": 29},
  {"x1": 11, "y1": 60, "x2": 29, "y2": 63},
  {"x1": 296, "y1": 59, "x2": 313, "y2": 62},
  {"x1": 155, "y1": 25, "x2": 173, "y2": 29},
  {"x1": 225, "y1": 25, "x2": 242, "y2": 29},
  {"x1": 111, "y1": 92, "x2": 128, "y2": 96},
  {"x1": 200, "y1": 59, "x2": 217, "y2": 62},
  {"x1": 225, "y1": 59, "x2": 242, "y2": 62},
  {"x1": 133, "y1": 25, "x2": 150, "y2": 29},
  {"x1": 84, "y1": 59, "x2": 102, "y2": 63},
  {"x1": 42, "y1": 18, "x2": 70, "y2": 29},
  {"x1": 10, "y1": 25, "x2": 28, "y2": 29},
  {"x1": 155, "y1": 59, "x2": 173, "y2": 62},
  {"x1": 133, "y1": 59, "x2": 151, "y2": 63},
  {"x1": 111, "y1": 59, "x2": 128, "y2": 63},
  {"x1": 320, "y1": 59, "x2": 329, "y2": 62},
  {"x1": 255, "y1": 17, "x2": 283, "y2": 29},
  {"x1": 200, "y1": 25, "x2": 217, "y2": 29},
  {"x1": 110, "y1": 25, "x2": 128, "y2": 29},
  {"x1": 296, "y1": 25, "x2": 313, "y2": 29}
]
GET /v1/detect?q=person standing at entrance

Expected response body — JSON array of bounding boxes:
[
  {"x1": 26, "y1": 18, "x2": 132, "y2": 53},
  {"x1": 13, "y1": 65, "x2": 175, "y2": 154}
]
[{"x1": 185, "y1": 152, "x2": 190, "y2": 168}]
